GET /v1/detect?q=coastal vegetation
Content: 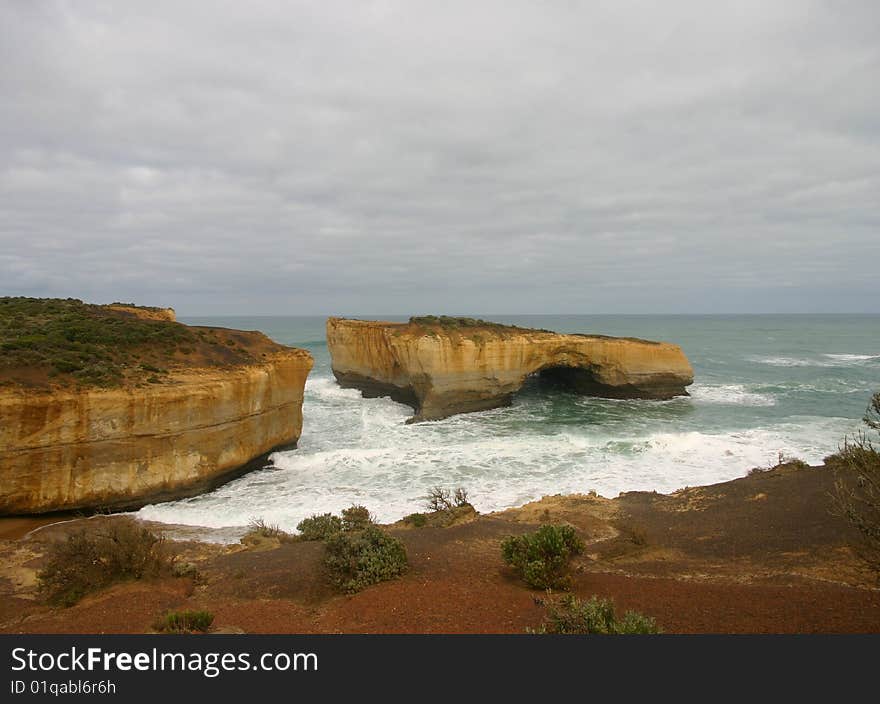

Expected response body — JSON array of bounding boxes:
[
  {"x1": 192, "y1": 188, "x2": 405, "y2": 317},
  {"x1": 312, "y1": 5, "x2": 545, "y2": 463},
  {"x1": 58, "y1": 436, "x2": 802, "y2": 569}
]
[
  {"x1": 531, "y1": 594, "x2": 660, "y2": 634},
  {"x1": 153, "y1": 610, "x2": 214, "y2": 633},
  {"x1": 409, "y1": 315, "x2": 516, "y2": 330},
  {"x1": 400, "y1": 486, "x2": 475, "y2": 529},
  {"x1": 6, "y1": 462, "x2": 880, "y2": 633},
  {"x1": 292, "y1": 506, "x2": 406, "y2": 592},
  {"x1": 830, "y1": 391, "x2": 880, "y2": 568},
  {"x1": 408, "y1": 315, "x2": 555, "y2": 337},
  {"x1": 324, "y1": 525, "x2": 408, "y2": 594},
  {"x1": 425, "y1": 486, "x2": 470, "y2": 513},
  {"x1": 748, "y1": 452, "x2": 811, "y2": 476},
  {"x1": 296, "y1": 513, "x2": 344, "y2": 541},
  {"x1": 244, "y1": 518, "x2": 296, "y2": 544},
  {"x1": 341, "y1": 505, "x2": 374, "y2": 532},
  {"x1": 0, "y1": 296, "x2": 258, "y2": 388},
  {"x1": 37, "y1": 518, "x2": 171, "y2": 607},
  {"x1": 403, "y1": 512, "x2": 429, "y2": 527},
  {"x1": 295, "y1": 506, "x2": 376, "y2": 540},
  {"x1": 501, "y1": 524, "x2": 585, "y2": 590}
]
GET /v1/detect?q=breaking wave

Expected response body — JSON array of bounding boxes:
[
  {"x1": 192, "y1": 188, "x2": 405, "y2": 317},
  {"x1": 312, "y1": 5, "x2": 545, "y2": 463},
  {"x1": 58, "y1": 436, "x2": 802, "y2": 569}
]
[
  {"x1": 135, "y1": 315, "x2": 879, "y2": 542},
  {"x1": 749, "y1": 354, "x2": 879, "y2": 368},
  {"x1": 689, "y1": 383, "x2": 776, "y2": 406},
  {"x1": 138, "y1": 371, "x2": 854, "y2": 541}
]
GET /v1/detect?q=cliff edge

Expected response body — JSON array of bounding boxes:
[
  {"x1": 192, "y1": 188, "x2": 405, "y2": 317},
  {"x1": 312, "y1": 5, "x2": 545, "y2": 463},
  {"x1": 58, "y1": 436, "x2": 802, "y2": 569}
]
[
  {"x1": 106, "y1": 303, "x2": 176, "y2": 322},
  {"x1": 0, "y1": 298, "x2": 313, "y2": 514},
  {"x1": 327, "y1": 316, "x2": 693, "y2": 422}
]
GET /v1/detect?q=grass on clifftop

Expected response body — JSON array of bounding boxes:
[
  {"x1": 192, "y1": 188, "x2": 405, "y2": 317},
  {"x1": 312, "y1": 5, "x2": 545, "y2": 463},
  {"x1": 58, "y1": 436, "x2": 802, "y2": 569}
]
[
  {"x1": 408, "y1": 315, "x2": 553, "y2": 334},
  {"x1": 407, "y1": 316, "x2": 665, "y2": 344},
  {"x1": 0, "y1": 297, "x2": 260, "y2": 389}
]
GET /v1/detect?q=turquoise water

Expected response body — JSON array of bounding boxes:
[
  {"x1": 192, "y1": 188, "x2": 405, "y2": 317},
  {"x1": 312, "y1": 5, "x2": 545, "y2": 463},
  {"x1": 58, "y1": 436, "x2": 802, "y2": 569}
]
[{"x1": 137, "y1": 315, "x2": 880, "y2": 539}]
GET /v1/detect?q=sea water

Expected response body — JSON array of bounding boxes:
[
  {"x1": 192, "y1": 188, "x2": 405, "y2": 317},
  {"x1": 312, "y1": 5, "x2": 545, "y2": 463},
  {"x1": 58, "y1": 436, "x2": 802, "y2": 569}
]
[{"x1": 137, "y1": 315, "x2": 880, "y2": 541}]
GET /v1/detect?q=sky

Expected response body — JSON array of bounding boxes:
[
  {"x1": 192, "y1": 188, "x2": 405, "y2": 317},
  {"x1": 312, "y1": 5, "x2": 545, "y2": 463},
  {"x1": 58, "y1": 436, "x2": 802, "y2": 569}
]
[{"x1": 1, "y1": 1, "x2": 878, "y2": 315}]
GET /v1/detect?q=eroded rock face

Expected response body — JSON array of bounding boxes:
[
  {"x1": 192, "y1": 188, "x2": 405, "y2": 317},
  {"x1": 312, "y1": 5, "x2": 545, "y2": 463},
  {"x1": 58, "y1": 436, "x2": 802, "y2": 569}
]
[
  {"x1": 327, "y1": 318, "x2": 693, "y2": 422},
  {"x1": 0, "y1": 349, "x2": 313, "y2": 515}
]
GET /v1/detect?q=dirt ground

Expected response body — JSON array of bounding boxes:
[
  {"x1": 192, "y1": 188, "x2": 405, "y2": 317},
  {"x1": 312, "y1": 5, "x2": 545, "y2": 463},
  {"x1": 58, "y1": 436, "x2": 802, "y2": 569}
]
[{"x1": 1, "y1": 463, "x2": 878, "y2": 634}]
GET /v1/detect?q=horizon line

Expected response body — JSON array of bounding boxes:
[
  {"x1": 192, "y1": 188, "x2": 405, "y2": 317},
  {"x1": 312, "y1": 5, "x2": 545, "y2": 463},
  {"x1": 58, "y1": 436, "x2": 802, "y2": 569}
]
[{"x1": 176, "y1": 311, "x2": 880, "y2": 318}]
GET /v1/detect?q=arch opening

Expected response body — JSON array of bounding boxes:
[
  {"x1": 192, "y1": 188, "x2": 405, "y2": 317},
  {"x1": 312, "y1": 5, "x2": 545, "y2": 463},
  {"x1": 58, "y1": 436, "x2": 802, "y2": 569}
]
[{"x1": 533, "y1": 364, "x2": 607, "y2": 396}]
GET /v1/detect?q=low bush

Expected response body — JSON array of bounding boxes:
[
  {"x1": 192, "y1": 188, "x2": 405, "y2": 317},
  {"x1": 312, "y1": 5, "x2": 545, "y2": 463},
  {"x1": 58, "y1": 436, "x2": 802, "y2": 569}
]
[
  {"x1": 501, "y1": 524, "x2": 584, "y2": 590},
  {"x1": 425, "y1": 486, "x2": 470, "y2": 513},
  {"x1": 154, "y1": 610, "x2": 214, "y2": 633},
  {"x1": 296, "y1": 506, "x2": 376, "y2": 540},
  {"x1": 403, "y1": 512, "x2": 428, "y2": 528},
  {"x1": 748, "y1": 452, "x2": 811, "y2": 476},
  {"x1": 532, "y1": 594, "x2": 660, "y2": 634},
  {"x1": 827, "y1": 393, "x2": 880, "y2": 569},
  {"x1": 38, "y1": 518, "x2": 171, "y2": 607},
  {"x1": 324, "y1": 526, "x2": 408, "y2": 593},
  {"x1": 171, "y1": 562, "x2": 202, "y2": 581},
  {"x1": 829, "y1": 429, "x2": 880, "y2": 567},
  {"x1": 341, "y1": 505, "x2": 374, "y2": 532},
  {"x1": 245, "y1": 517, "x2": 294, "y2": 542},
  {"x1": 296, "y1": 513, "x2": 343, "y2": 541}
]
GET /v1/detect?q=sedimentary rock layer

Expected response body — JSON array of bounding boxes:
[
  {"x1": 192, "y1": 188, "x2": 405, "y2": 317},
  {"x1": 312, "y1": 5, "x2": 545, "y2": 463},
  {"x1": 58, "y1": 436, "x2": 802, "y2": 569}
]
[
  {"x1": 327, "y1": 318, "x2": 693, "y2": 422},
  {"x1": 0, "y1": 349, "x2": 313, "y2": 515}
]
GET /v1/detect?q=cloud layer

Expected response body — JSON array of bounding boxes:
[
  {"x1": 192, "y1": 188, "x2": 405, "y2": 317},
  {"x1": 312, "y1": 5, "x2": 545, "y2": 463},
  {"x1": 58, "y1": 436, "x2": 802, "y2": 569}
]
[{"x1": 1, "y1": 1, "x2": 878, "y2": 314}]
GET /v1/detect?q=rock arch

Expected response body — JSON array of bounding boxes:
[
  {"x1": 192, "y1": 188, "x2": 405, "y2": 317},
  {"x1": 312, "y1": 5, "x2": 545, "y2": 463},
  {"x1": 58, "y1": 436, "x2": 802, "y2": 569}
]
[{"x1": 327, "y1": 318, "x2": 694, "y2": 422}]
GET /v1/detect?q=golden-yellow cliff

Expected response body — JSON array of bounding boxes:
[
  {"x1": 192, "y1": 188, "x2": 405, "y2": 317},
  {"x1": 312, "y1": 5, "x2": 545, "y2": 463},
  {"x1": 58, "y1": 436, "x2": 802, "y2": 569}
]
[
  {"x1": 327, "y1": 317, "x2": 693, "y2": 422},
  {"x1": 0, "y1": 343, "x2": 313, "y2": 516}
]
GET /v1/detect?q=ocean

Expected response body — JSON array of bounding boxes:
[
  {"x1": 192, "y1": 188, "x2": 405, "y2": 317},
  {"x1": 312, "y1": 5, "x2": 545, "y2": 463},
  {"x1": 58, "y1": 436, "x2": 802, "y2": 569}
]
[{"x1": 136, "y1": 315, "x2": 880, "y2": 541}]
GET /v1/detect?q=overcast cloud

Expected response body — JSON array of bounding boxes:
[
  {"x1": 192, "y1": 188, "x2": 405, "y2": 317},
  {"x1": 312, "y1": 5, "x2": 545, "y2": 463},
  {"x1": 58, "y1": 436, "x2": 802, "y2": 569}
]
[{"x1": 1, "y1": 1, "x2": 878, "y2": 314}]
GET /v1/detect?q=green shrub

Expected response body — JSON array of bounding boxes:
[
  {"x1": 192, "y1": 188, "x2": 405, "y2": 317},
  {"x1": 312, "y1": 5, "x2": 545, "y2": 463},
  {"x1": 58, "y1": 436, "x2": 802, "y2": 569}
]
[
  {"x1": 154, "y1": 610, "x2": 214, "y2": 633},
  {"x1": 38, "y1": 518, "x2": 171, "y2": 607},
  {"x1": 324, "y1": 526, "x2": 408, "y2": 593},
  {"x1": 828, "y1": 392, "x2": 880, "y2": 568},
  {"x1": 865, "y1": 391, "x2": 880, "y2": 431},
  {"x1": 829, "y1": 427, "x2": 880, "y2": 567},
  {"x1": 341, "y1": 505, "x2": 374, "y2": 532},
  {"x1": 296, "y1": 513, "x2": 343, "y2": 541},
  {"x1": 532, "y1": 594, "x2": 660, "y2": 634},
  {"x1": 404, "y1": 512, "x2": 428, "y2": 528},
  {"x1": 501, "y1": 524, "x2": 584, "y2": 590},
  {"x1": 171, "y1": 561, "x2": 202, "y2": 581}
]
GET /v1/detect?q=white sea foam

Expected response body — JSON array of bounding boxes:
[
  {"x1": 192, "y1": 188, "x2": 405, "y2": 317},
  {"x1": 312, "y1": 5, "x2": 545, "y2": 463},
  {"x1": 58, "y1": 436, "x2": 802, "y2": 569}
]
[
  {"x1": 136, "y1": 371, "x2": 858, "y2": 542},
  {"x1": 822, "y1": 353, "x2": 880, "y2": 363},
  {"x1": 689, "y1": 383, "x2": 776, "y2": 406},
  {"x1": 747, "y1": 355, "x2": 822, "y2": 367},
  {"x1": 748, "y1": 353, "x2": 879, "y2": 368}
]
